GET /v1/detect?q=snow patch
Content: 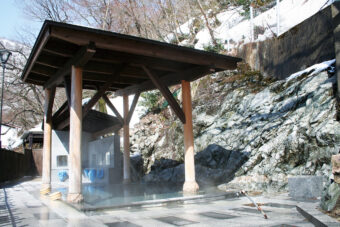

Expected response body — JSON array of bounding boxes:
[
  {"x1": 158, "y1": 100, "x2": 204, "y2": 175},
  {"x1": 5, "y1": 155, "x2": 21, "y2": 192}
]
[
  {"x1": 188, "y1": 0, "x2": 334, "y2": 50},
  {"x1": 286, "y1": 59, "x2": 335, "y2": 82}
]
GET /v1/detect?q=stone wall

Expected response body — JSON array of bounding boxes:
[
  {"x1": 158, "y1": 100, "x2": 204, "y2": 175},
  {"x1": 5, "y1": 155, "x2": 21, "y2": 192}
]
[
  {"x1": 0, "y1": 149, "x2": 36, "y2": 183},
  {"x1": 236, "y1": 3, "x2": 337, "y2": 80}
]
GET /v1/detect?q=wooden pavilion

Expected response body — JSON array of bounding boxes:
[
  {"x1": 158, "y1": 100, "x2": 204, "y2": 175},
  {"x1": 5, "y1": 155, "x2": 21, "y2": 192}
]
[{"x1": 21, "y1": 20, "x2": 241, "y2": 203}]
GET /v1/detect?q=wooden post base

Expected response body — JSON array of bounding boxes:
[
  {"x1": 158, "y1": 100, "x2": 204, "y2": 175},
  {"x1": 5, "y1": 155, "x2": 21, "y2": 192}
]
[
  {"x1": 40, "y1": 184, "x2": 51, "y2": 195},
  {"x1": 183, "y1": 181, "x2": 199, "y2": 194},
  {"x1": 67, "y1": 193, "x2": 84, "y2": 203}
]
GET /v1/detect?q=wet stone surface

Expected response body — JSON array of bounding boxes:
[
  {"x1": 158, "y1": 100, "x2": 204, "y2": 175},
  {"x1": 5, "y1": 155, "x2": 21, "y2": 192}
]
[
  {"x1": 0, "y1": 178, "x2": 339, "y2": 227},
  {"x1": 155, "y1": 216, "x2": 198, "y2": 226},
  {"x1": 105, "y1": 221, "x2": 142, "y2": 227},
  {"x1": 199, "y1": 211, "x2": 237, "y2": 219}
]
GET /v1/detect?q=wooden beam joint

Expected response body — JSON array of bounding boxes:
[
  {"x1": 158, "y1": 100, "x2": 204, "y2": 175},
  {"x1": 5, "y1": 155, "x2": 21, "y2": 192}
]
[
  {"x1": 126, "y1": 92, "x2": 140, "y2": 125},
  {"x1": 142, "y1": 66, "x2": 185, "y2": 124},
  {"x1": 102, "y1": 94, "x2": 124, "y2": 125}
]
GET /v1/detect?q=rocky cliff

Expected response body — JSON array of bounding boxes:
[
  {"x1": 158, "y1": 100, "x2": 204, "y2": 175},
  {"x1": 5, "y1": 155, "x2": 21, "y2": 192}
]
[{"x1": 130, "y1": 59, "x2": 340, "y2": 191}]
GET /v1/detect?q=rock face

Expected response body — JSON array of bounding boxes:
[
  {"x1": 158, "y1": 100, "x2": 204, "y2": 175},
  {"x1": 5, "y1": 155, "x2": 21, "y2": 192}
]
[
  {"x1": 131, "y1": 60, "x2": 340, "y2": 191},
  {"x1": 130, "y1": 153, "x2": 144, "y2": 182},
  {"x1": 143, "y1": 144, "x2": 248, "y2": 185},
  {"x1": 321, "y1": 181, "x2": 340, "y2": 211}
]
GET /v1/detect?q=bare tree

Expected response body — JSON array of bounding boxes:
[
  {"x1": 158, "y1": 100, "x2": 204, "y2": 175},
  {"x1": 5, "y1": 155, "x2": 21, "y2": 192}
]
[
  {"x1": 195, "y1": 0, "x2": 218, "y2": 46},
  {"x1": 22, "y1": 0, "x2": 74, "y2": 22}
]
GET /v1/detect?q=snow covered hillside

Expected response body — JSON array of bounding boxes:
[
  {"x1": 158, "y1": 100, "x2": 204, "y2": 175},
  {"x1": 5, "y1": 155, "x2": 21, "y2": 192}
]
[{"x1": 174, "y1": 0, "x2": 334, "y2": 51}]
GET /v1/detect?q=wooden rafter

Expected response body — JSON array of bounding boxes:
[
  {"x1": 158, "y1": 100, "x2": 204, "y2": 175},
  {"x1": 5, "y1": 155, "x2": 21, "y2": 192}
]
[
  {"x1": 44, "y1": 42, "x2": 96, "y2": 89},
  {"x1": 102, "y1": 94, "x2": 124, "y2": 124},
  {"x1": 83, "y1": 72, "x2": 145, "y2": 84},
  {"x1": 22, "y1": 30, "x2": 51, "y2": 81},
  {"x1": 43, "y1": 40, "x2": 188, "y2": 73},
  {"x1": 143, "y1": 66, "x2": 185, "y2": 124},
  {"x1": 64, "y1": 77, "x2": 71, "y2": 108},
  {"x1": 82, "y1": 64, "x2": 126, "y2": 116},
  {"x1": 115, "y1": 66, "x2": 210, "y2": 96},
  {"x1": 44, "y1": 87, "x2": 56, "y2": 122},
  {"x1": 52, "y1": 100, "x2": 68, "y2": 121}
]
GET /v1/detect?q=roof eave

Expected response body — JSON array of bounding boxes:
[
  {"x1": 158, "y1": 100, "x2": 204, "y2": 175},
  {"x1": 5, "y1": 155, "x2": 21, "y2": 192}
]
[{"x1": 21, "y1": 21, "x2": 51, "y2": 82}]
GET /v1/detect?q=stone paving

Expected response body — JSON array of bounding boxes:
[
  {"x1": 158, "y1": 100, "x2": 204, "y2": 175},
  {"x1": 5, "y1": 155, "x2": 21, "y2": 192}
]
[{"x1": 0, "y1": 178, "x2": 339, "y2": 227}]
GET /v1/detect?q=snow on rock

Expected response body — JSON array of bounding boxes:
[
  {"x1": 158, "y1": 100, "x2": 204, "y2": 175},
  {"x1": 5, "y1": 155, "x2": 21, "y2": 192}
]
[{"x1": 286, "y1": 59, "x2": 335, "y2": 82}]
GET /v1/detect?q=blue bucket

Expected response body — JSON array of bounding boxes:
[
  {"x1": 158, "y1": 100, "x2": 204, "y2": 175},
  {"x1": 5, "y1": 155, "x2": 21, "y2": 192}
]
[
  {"x1": 88, "y1": 169, "x2": 97, "y2": 182},
  {"x1": 58, "y1": 171, "x2": 68, "y2": 182},
  {"x1": 96, "y1": 169, "x2": 104, "y2": 179}
]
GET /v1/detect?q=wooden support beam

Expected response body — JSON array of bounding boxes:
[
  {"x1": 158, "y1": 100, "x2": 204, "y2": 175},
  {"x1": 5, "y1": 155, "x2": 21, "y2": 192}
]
[
  {"x1": 52, "y1": 101, "x2": 68, "y2": 122},
  {"x1": 41, "y1": 87, "x2": 56, "y2": 195},
  {"x1": 181, "y1": 80, "x2": 199, "y2": 193},
  {"x1": 115, "y1": 66, "x2": 210, "y2": 96},
  {"x1": 45, "y1": 87, "x2": 56, "y2": 122},
  {"x1": 64, "y1": 77, "x2": 71, "y2": 108},
  {"x1": 126, "y1": 92, "x2": 140, "y2": 125},
  {"x1": 44, "y1": 43, "x2": 96, "y2": 89},
  {"x1": 67, "y1": 66, "x2": 83, "y2": 203},
  {"x1": 143, "y1": 66, "x2": 185, "y2": 124},
  {"x1": 123, "y1": 95, "x2": 130, "y2": 183},
  {"x1": 102, "y1": 94, "x2": 124, "y2": 124}
]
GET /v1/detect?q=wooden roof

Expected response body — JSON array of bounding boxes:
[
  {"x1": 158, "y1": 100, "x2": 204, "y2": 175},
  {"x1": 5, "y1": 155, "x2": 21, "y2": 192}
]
[{"x1": 22, "y1": 20, "x2": 241, "y2": 96}]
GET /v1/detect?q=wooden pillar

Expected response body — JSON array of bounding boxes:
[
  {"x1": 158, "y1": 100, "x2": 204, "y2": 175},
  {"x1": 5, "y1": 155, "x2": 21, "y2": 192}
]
[
  {"x1": 41, "y1": 88, "x2": 55, "y2": 195},
  {"x1": 181, "y1": 80, "x2": 199, "y2": 193},
  {"x1": 67, "y1": 66, "x2": 83, "y2": 203},
  {"x1": 123, "y1": 95, "x2": 131, "y2": 183}
]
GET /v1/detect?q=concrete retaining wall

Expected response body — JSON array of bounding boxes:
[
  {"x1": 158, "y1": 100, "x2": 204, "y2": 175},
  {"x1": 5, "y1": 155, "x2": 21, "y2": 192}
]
[
  {"x1": 51, "y1": 130, "x2": 122, "y2": 184},
  {"x1": 236, "y1": 3, "x2": 337, "y2": 80}
]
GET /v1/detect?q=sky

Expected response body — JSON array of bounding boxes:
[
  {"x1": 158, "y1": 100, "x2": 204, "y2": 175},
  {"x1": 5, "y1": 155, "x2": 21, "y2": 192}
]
[{"x1": 0, "y1": 0, "x2": 41, "y2": 42}]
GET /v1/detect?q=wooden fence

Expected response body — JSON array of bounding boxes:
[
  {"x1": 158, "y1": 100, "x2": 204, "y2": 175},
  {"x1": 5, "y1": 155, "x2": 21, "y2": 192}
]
[{"x1": 0, "y1": 149, "x2": 37, "y2": 183}]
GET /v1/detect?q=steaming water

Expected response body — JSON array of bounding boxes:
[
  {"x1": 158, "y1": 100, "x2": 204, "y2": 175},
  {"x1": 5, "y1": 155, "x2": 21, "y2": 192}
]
[{"x1": 57, "y1": 183, "x2": 223, "y2": 209}]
